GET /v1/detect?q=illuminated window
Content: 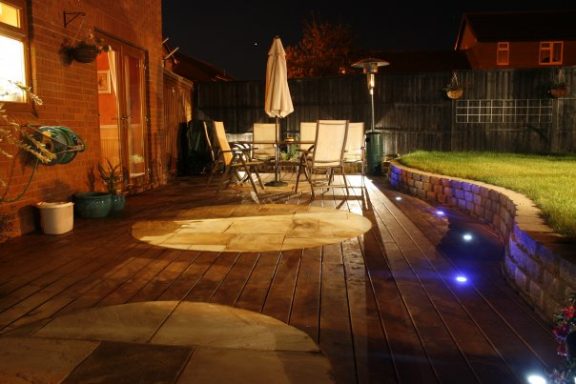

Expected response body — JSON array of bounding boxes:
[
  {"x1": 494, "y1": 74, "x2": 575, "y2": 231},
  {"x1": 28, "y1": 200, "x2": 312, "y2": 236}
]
[
  {"x1": 0, "y1": 0, "x2": 27, "y2": 103},
  {"x1": 539, "y1": 41, "x2": 563, "y2": 65},
  {"x1": 496, "y1": 42, "x2": 509, "y2": 65}
]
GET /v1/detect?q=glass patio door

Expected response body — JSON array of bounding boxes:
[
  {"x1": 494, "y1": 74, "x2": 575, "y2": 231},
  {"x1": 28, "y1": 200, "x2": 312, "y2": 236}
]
[{"x1": 97, "y1": 36, "x2": 148, "y2": 191}]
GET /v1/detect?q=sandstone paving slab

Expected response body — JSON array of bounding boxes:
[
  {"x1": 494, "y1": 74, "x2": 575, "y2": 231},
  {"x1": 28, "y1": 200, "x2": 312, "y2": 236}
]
[
  {"x1": 61, "y1": 341, "x2": 191, "y2": 384},
  {"x1": 151, "y1": 302, "x2": 319, "y2": 352},
  {"x1": 35, "y1": 301, "x2": 178, "y2": 343},
  {"x1": 177, "y1": 346, "x2": 334, "y2": 384},
  {"x1": 133, "y1": 204, "x2": 371, "y2": 253},
  {"x1": 0, "y1": 337, "x2": 99, "y2": 384}
]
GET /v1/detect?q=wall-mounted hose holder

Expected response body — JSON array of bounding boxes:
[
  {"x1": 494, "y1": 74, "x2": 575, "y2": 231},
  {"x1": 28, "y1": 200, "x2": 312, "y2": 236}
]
[{"x1": 35, "y1": 126, "x2": 86, "y2": 165}]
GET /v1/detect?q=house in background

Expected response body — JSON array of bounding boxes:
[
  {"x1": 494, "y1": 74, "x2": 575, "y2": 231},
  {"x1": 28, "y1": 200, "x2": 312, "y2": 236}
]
[
  {"x1": 367, "y1": 50, "x2": 470, "y2": 73},
  {"x1": 0, "y1": 0, "x2": 164, "y2": 240},
  {"x1": 161, "y1": 42, "x2": 232, "y2": 179},
  {"x1": 455, "y1": 10, "x2": 576, "y2": 69}
]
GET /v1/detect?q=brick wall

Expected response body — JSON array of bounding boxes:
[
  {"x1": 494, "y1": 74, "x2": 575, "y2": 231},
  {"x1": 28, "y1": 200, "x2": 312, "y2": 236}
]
[
  {"x1": 0, "y1": 0, "x2": 163, "y2": 240},
  {"x1": 389, "y1": 162, "x2": 576, "y2": 322}
]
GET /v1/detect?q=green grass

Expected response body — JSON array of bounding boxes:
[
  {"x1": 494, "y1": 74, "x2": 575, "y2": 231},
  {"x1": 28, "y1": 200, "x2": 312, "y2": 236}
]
[{"x1": 398, "y1": 151, "x2": 576, "y2": 238}]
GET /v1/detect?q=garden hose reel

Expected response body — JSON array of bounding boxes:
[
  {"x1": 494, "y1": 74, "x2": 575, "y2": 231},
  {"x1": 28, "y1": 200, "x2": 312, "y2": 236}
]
[{"x1": 35, "y1": 126, "x2": 86, "y2": 165}]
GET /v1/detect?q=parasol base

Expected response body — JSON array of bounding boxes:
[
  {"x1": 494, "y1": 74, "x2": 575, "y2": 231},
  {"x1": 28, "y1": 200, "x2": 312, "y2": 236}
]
[{"x1": 265, "y1": 180, "x2": 288, "y2": 187}]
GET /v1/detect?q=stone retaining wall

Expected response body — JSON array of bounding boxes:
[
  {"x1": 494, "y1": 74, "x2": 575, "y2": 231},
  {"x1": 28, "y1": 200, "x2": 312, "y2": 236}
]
[{"x1": 389, "y1": 161, "x2": 576, "y2": 322}]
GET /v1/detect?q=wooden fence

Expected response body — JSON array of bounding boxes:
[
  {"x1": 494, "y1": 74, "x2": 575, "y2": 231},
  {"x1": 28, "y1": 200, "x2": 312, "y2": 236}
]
[{"x1": 194, "y1": 67, "x2": 576, "y2": 155}]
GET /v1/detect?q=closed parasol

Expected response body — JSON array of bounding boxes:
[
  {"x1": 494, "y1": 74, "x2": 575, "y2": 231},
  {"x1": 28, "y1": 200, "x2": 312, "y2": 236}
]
[{"x1": 264, "y1": 36, "x2": 293, "y2": 186}]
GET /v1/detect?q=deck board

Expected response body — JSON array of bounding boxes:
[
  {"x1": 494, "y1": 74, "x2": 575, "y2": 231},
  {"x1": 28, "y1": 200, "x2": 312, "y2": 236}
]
[{"x1": 0, "y1": 175, "x2": 561, "y2": 383}]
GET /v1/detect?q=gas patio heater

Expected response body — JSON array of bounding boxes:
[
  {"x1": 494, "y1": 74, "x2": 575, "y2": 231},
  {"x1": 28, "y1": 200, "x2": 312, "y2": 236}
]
[{"x1": 351, "y1": 58, "x2": 389, "y2": 175}]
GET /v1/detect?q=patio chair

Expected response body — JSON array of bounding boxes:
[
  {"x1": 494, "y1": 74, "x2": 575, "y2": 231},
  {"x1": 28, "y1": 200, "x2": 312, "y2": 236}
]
[
  {"x1": 252, "y1": 123, "x2": 277, "y2": 162},
  {"x1": 343, "y1": 122, "x2": 366, "y2": 190},
  {"x1": 276, "y1": 121, "x2": 317, "y2": 178},
  {"x1": 295, "y1": 120, "x2": 350, "y2": 199},
  {"x1": 204, "y1": 120, "x2": 265, "y2": 198},
  {"x1": 298, "y1": 122, "x2": 317, "y2": 153}
]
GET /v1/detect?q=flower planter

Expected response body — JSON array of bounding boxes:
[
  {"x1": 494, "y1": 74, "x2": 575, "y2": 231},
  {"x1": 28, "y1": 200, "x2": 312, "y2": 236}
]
[
  {"x1": 549, "y1": 88, "x2": 567, "y2": 98},
  {"x1": 74, "y1": 192, "x2": 112, "y2": 218},
  {"x1": 110, "y1": 194, "x2": 126, "y2": 214},
  {"x1": 446, "y1": 88, "x2": 463, "y2": 100},
  {"x1": 70, "y1": 43, "x2": 99, "y2": 63},
  {"x1": 36, "y1": 202, "x2": 74, "y2": 234}
]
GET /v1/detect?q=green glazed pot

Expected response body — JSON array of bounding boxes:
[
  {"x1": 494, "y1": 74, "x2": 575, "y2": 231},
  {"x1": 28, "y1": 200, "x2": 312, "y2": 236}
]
[
  {"x1": 110, "y1": 194, "x2": 126, "y2": 214},
  {"x1": 74, "y1": 192, "x2": 112, "y2": 218}
]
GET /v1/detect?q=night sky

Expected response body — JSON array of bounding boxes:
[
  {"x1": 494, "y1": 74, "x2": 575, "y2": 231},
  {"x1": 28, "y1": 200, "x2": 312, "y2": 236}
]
[{"x1": 162, "y1": 0, "x2": 575, "y2": 81}]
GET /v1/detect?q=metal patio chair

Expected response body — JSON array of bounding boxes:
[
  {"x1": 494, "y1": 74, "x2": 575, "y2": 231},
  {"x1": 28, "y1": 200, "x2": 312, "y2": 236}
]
[
  {"x1": 204, "y1": 120, "x2": 265, "y2": 198},
  {"x1": 252, "y1": 123, "x2": 277, "y2": 162},
  {"x1": 343, "y1": 122, "x2": 366, "y2": 191},
  {"x1": 295, "y1": 120, "x2": 350, "y2": 199}
]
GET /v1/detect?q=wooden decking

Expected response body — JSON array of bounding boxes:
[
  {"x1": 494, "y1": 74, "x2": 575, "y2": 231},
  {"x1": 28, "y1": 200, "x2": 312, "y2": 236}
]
[{"x1": 0, "y1": 175, "x2": 561, "y2": 383}]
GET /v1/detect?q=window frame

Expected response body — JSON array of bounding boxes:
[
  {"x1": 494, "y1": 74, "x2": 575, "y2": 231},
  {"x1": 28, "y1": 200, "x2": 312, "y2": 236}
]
[
  {"x1": 0, "y1": 0, "x2": 30, "y2": 108},
  {"x1": 539, "y1": 41, "x2": 563, "y2": 66},
  {"x1": 496, "y1": 42, "x2": 510, "y2": 66}
]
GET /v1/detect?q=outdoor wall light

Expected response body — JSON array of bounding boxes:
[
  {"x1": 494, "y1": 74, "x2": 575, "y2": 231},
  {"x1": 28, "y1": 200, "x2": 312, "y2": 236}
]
[
  {"x1": 395, "y1": 196, "x2": 402, "y2": 201},
  {"x1": 462, "y1": 233, "x2": 473, "y2": 242}
]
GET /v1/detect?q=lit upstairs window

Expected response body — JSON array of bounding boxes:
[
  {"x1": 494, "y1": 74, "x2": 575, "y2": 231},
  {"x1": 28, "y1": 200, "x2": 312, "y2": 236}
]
[
  {"x1": 0, "y1": 0, "x2": 27, "y2": 103},
  {"x1": 539, "y1": 41, "x2": 563, "y2": 65},
  {"x1": 0, "y1": 1, "x2": 19, "y2": 27},
  {"x1": 496, "y1": 42, "x2": 509, "y2": 66}
]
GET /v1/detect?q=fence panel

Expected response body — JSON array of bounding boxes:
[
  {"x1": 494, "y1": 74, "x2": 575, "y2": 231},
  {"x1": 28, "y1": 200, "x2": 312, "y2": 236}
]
[{"x1": 195, "y1": 67, "x2": 576, "y2": 154}]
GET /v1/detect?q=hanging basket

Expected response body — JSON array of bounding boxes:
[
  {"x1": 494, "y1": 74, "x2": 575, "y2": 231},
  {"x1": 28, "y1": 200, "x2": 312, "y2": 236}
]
[
  {"x1": 446, "y1": 88, "x2": 464, "y2": 100},
  {"x1": 549, "y1": 87, "x2": 568, "y2": 98},
  {"x1": 70, "y1": 42, "x2": 99, "y2": 63}
]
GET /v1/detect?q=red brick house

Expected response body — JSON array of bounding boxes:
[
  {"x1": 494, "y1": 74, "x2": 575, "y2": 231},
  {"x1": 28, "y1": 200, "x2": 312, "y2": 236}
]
[
  {"x1": 454, "y1": 10, "x2": 576, "y2": 69},
  {"x1": 0, "y1": 0, "x2": 163, "y2": 239}
]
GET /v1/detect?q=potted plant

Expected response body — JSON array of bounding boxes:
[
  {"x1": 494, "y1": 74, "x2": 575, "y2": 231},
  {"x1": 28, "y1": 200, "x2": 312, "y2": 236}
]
[
  {"x1": 550, "y1": 292, "x2": 576, "y2": 383},
  {"x1": 98, "y1": 159, "x2": 126, "y2": 213},
  {"x1": 549, "y1": 81, "x2": 568, "y2": 98},
  {"x1": 443, "y1": 72, "x2": 464, "y2": 100},
  {"x1": 62, "y1": 31, "x2": 110, "y2": 64},
  {"x1": 1, "y1": 81, "x2": 57, "y2": 201}
]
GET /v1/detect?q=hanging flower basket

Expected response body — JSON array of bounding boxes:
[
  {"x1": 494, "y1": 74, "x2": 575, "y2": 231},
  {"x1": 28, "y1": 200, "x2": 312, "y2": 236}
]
[
  {"x1": 70, "y1": 42, "x2": 100, "y2": 63},
  {"x1": 446, "y1": 88, "x2": 464, "y2": 100},
  {"x1": 549, "y1": 86, "x2": 568, "y2": 99},
  {"x1": 443, "y1": 72, "x2": 464, "y2": 100}
]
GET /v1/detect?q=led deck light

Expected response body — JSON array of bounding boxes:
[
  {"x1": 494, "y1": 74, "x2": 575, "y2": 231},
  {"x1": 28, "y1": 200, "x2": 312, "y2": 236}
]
[
  {"x1": 462, "y1": 233, "x2": 473, "y2": 242},
  {"x1": 455, "y1": 275, "x2": 468, "y2": 284},
  {"x1": 526, "y1": 373, "x2": 547, "y2": 384},
  {"x1": 395, "y1": 196, "x2": 402, "y2": 201},
  {"x1": 435, "y1": 210, "x2": 445, "y2": 216}
]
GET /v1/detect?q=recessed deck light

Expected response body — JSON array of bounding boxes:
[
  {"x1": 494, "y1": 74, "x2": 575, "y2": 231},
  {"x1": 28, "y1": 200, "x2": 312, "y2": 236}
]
[
  {"x1": 462, "y1": 233, "x2": 473, "y2": 242},
  {"x1": 455, "y1": 275, "x2": 468, "y2": 284},
  {"x1": 526, "y1": 374, "x2": 547, "y2": 384}
]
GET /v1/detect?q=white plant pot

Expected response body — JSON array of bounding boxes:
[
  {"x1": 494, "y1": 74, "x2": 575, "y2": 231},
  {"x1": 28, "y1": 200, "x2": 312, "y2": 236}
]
[{"x1": 36, "y1": 202, "x2": 74, "y2": 235}]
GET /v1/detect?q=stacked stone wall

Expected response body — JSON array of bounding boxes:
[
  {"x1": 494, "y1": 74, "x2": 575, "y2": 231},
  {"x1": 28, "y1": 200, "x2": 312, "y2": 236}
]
[{"x1": 389, "y1": 162, "x2": 576, "y2": 322}]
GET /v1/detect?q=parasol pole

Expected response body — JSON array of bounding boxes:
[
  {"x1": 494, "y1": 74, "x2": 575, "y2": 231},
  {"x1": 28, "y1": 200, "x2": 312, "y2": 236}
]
[
  {"x1": 275, "y1": 116, "x2": 280, "y2": 182},
  {"x1": 265, "y1": 116, "x2": 287, "y2": 186}
]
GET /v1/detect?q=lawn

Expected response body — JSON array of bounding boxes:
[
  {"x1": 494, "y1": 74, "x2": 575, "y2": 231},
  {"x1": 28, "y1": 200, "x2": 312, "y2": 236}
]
[{"x1": 398, "y1": 151, "x2": 576, "y2": 238}]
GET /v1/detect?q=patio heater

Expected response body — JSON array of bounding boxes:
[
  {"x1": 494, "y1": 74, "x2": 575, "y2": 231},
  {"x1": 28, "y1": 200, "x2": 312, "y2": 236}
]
[{"x1": 351, "y1": 58, "x2": 389, "y2": 175}]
